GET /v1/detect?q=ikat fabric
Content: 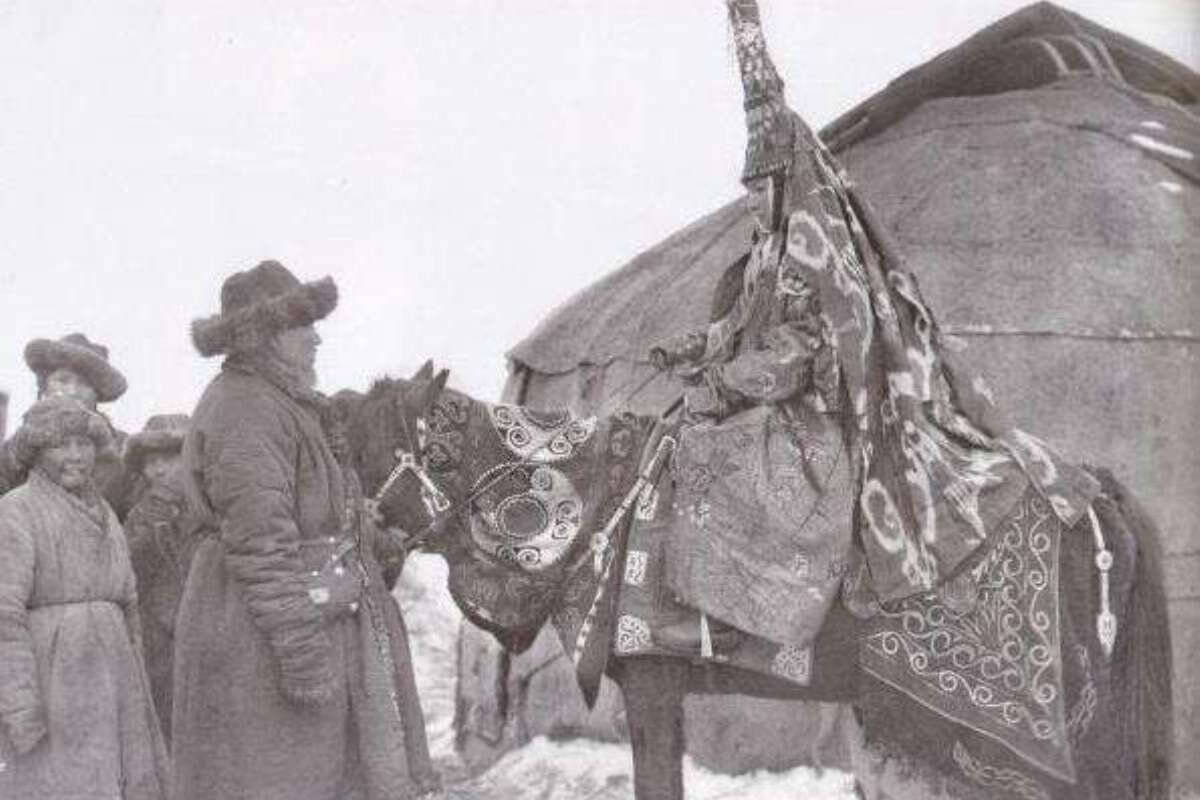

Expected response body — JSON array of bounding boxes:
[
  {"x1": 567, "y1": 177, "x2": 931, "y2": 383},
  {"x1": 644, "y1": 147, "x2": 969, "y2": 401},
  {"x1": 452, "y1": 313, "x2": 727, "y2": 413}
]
[{"x1": 765, "y1": 118, "x2": 1100, "y2": 601}]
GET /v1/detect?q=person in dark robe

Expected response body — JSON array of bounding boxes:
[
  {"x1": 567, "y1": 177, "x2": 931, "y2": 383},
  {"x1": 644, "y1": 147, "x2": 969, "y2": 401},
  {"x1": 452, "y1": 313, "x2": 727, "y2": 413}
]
[
  {"x1": 123, "y1": 412, "x2": 197, "y2": 748},
  {"x1": 172, "y1": 260, "x2": 442, "y2": 800}
]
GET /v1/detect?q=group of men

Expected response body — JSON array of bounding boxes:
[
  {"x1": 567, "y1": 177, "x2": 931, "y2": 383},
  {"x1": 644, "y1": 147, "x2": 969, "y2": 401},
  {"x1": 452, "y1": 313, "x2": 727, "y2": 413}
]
[
  {"x1": 0, "y1": 333, "x2": 193, "y2": 744},
  {"x1": 0, "y1": 259, "x2": 443, "y2": 800}
]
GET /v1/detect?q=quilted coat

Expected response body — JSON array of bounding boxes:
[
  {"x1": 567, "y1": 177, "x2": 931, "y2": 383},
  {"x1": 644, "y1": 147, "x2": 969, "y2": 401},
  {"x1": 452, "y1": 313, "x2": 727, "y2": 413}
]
[
  {"x1": 173, "y1": 363, "x2": 438, "y2": 800},
  {"x1": 0, "y1": 471, "x2": 170, "y2": 799}
]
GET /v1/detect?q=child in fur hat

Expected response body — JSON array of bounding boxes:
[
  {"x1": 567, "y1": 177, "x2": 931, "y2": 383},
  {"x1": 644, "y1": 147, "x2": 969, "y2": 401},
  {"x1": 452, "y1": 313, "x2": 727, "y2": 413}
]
[{"x1": 0, "y1": 397, "x2": 169, "y2": 799}]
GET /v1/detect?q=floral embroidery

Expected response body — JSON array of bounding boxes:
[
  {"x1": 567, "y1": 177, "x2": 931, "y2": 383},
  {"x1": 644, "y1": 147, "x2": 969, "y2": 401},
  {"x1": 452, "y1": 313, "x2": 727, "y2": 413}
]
[
  {"x1": 615, "y1": 615, "x2": 652, "y2": 654},
  {"x1": 623, "y1": 551, "x2": 648, "y2": 587},
  {"x1": 770, "y1": 645, "x2": 812, "y2": 683}
]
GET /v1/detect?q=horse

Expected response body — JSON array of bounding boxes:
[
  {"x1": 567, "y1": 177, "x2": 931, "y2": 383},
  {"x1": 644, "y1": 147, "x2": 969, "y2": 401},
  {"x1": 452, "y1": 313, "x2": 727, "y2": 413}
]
[{"x1": 335, "y1": 364, "x2": 1173, "y2": 800}]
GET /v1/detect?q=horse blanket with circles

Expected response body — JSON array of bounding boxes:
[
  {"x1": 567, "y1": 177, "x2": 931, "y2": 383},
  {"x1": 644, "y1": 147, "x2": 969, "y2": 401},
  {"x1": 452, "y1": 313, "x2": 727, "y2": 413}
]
[{"x1": 427, "y1": 393, "x2": 1083, "y2": 783}]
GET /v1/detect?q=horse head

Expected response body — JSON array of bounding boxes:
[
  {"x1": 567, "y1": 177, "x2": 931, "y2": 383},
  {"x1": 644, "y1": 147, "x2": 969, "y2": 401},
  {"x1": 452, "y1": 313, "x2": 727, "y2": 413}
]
[
  {"x1": 340, "y1": 360, "x2": 453, "y2": 542},
  {"x1": 340, "y1": 361, "x2": 549, "y2": 653}
]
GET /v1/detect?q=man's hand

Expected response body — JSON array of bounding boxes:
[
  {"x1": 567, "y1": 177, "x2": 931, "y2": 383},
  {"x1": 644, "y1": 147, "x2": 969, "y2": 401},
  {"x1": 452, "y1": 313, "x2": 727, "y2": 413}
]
[{"x1": 649, "y1": 331, "x2": 708, "y2": 372}]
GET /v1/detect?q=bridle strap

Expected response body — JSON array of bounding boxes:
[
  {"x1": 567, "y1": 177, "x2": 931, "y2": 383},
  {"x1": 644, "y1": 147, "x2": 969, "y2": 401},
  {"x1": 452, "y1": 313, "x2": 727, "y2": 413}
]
[
  {"x1": 374, "y1": 450, "x2": 450, "y2": 513},
  {"x1": 375, "y1": 413, "x2": 582, "y2": 551}
]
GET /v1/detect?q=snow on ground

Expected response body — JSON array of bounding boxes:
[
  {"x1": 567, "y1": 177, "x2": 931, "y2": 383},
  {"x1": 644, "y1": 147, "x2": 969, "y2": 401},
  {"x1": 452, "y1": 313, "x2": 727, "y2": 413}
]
[
  {"x1": 395, "y1": 553, "x2": 859, "y2": 799},
  {"x1": 446, "y1": 737, "x2": 857, "y2": 800}
]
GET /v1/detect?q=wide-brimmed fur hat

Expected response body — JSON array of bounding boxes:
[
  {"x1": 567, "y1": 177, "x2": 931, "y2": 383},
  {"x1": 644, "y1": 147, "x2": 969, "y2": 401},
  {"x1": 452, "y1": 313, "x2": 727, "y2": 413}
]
[
  {"x1": 191, "y1": 260, "x2": 338, "y2": 357},
  {"x1": 10, "y1": 396, "x2": 115, "y2": 471},
  {"x1": 124, "y1": 413, "x2": 190, "y2": 473},
  {"x1": 24, "y1": 333, "x2": 128, "y2": 403}
]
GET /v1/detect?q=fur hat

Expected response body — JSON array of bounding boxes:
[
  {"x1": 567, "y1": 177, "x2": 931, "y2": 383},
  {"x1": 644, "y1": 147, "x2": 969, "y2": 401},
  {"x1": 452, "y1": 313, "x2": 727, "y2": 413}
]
[
  {"x1": 124, "y1": 413, "x2": 190, "y2": 473},
  {"x1": 191, "y1": 260, "x2": 338, "y2": 358},
  {"x1": 24, "y1": 333, "x2": 128, "y2": 403},
  {"x1": 727, "y1": 0, "x2": 796, "y2": 183},
  {"x1": 10, "y1": 396, "x2": 115, "y2": 471}
]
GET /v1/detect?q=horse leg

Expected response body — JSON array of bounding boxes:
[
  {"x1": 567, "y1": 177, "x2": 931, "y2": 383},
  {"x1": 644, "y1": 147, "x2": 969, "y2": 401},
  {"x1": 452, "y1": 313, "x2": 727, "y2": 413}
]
[{"x1": 616, "y1": 656, "x2": 689, "y2": 800}]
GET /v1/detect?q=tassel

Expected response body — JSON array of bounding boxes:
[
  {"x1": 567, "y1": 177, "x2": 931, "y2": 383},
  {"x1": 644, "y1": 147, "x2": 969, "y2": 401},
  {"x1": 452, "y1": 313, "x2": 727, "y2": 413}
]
[{"x1": 1088, "y1": 506, "x2": 1117, "y2": 658}]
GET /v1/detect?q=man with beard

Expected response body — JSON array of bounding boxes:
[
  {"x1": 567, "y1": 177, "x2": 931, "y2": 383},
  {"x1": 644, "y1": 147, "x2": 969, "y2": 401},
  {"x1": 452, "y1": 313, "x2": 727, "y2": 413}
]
[{"x1": 173, "y1": 260, "x2": 441, "y2": 800}]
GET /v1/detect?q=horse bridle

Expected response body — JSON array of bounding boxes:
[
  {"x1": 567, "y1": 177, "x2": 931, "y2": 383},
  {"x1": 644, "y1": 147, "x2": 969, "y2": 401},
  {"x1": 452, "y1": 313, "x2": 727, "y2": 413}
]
[
  {"x1": 373, "y1": 409, "x2": 453, "y2": 548},
  {"x1": 372, "y1": 402, "x2": 572, "y2": 552}
]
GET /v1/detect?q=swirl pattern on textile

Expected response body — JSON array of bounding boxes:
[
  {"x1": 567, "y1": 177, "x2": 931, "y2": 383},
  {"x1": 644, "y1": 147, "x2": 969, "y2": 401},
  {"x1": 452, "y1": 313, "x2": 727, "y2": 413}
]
[
  {"x1": 871, "y1": 498, "x2": 1058, "y2": 735},
  {"x1": 863, "y1": 490, "x2": 1073, "y2": 781},
  {"x1": 615, "y1": 615, "x2": 653, "y2": 655},
  {"x1": 469, "y1": 463, "x2": 583, "y2": 572},
  {"x1": 489, "y1": 405, "x2": 596, "y2": 463},
  {"x1": 771, "y1": 645, "x2": 812, "y2": 683}
]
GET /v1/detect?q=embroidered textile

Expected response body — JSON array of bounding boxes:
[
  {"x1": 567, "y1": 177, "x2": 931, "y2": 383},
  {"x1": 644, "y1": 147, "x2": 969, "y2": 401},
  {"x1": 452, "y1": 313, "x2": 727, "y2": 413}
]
[
  {"x1": 862, "y1": 488, "x2": 1074, "y2": 782},
  {"x1": 612, "y1": 447, "x2": 860, "y2": 699},
  {"x1": 421, "y1": 390, "x2": 652, "y2": 703},
  {"x1": 763, "y1": 126, "x2": 1100, "y2": 602},
  {"x1": 665, "y1": 404, "x2": 855, "y2": 647}
]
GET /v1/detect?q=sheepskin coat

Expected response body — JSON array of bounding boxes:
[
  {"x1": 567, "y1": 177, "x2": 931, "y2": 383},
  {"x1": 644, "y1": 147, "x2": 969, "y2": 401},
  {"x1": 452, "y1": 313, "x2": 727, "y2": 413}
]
[
  {"x1": 173, "y1": 363, "x2": 438, "y2": 800},
  {"x1": 0, "y1": 471, "x2": 170, "y2": 800}
]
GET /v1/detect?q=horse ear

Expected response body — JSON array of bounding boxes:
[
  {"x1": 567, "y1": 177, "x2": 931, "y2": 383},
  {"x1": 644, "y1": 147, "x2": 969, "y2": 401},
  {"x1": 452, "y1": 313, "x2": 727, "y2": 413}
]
[
  {"x1": 421, "y1": 368, "x2": 450, "y2": 412},
  {"x1": 413, "y1": 360, "x2": 434, "y2": 381}
]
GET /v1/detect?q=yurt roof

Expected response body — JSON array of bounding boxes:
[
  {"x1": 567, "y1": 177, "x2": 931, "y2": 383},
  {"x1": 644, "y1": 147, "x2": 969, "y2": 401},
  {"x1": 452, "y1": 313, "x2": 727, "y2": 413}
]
[{"x1": 507, "y1": 1, "x2": 1199, "y2": 377}]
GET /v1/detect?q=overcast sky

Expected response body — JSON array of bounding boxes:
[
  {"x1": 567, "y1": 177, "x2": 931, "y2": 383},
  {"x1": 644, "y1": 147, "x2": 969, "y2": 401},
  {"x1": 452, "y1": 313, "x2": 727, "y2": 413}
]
[{"x1": 1, "y1": 0, "x2": 1196, "y2": 433}]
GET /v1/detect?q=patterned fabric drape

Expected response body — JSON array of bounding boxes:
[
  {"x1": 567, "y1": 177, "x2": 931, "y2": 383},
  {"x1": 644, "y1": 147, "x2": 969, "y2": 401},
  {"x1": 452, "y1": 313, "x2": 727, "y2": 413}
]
[{"x1": 776, "y1": 116, "x2": 1100, "y2": 601}]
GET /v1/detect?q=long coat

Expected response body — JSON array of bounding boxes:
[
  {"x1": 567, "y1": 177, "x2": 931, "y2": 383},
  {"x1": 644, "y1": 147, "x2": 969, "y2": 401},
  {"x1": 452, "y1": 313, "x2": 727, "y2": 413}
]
[
  {"x1": 173, "y1": 365, "x2": 438, "y2": 800},
  {"x1": 0, "y1": 471, "x2": 170, "y2": 800},
  {"x1": 125, "y1": 473, "x2": 200, "y2": 748}
]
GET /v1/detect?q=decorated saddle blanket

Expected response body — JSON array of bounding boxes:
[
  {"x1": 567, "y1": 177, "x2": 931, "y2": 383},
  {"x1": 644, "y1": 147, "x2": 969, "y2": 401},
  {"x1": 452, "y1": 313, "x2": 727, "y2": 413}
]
[
  {"x1": 424, "y1": 396, "x2": 658, "y2": 704},
  {"x1": 431, "y1": 395, "x2": 858, "y2": 702},
  {"x1": 860, "y1": 486, "x2": 1080, "y2": 786},
  {"x1": 612, "y1": 411, "x2": 859, "y2": 698},
  {"x1": 662, "y1": 403, "x2": 855, "y2": 648}
]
